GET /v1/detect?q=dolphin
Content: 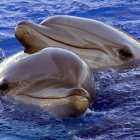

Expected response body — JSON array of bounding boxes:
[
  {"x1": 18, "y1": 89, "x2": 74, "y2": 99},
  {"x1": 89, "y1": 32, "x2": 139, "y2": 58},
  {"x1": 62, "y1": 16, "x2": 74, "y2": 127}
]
[
  {"x1": 15, "y1": 15, "x2": 140, "y2": 68},
  {"x1": 0, "y1": 47, "x2": 95, "y2": 118}
]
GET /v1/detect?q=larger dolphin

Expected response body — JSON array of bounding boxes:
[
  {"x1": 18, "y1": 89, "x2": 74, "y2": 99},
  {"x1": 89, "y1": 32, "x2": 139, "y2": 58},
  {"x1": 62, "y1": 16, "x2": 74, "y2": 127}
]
[
  {"x1": 15, "y1": 15, "x2": 140, "y2": 68},
  {"x1": 0, "y1": 47, "x2": 95, "y2": 117}
]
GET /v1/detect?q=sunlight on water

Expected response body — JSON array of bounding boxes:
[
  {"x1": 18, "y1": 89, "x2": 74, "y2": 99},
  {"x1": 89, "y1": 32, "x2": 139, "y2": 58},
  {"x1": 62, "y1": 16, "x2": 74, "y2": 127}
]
[{"x1": 0, "y1": 0, "x2": 140, "y2": 139}]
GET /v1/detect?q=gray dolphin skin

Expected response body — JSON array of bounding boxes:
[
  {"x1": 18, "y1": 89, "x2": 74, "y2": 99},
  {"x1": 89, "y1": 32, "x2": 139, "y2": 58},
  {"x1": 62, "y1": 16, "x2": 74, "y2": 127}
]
[
  {"x1": 0, "y1": 48, "x2": 95, "y2": 117},
  {"x1": 15, "y1": 15, "x2": 140, "y2": 68},
  {"x1": 1, "y1": 15, "x2": 140, "y2": 118}
]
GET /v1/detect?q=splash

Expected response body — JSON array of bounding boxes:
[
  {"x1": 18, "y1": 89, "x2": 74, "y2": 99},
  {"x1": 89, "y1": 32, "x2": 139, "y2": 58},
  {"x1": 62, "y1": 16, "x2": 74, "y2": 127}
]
[{"x1": 0, "y1": 48, "x2": 5, "y2": 61}]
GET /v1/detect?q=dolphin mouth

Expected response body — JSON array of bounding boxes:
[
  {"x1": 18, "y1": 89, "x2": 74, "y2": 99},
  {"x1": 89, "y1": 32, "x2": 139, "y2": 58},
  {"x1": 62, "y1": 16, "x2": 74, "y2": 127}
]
[
  {"x1": 16, "y1": 94, "x2": 89, "y2": 118},
  {"x1": 16, "y1": 21, "x2": 74, "y2": 47},
  {"x1": 19, "y1": 92, "x2": 90, "y2": 103},
  {"x1": 16, "y1": 87, "x2": 90, "y2": 117},
  {"x1": 18, "y1": 87, "x2": 90, "y2": 101}
]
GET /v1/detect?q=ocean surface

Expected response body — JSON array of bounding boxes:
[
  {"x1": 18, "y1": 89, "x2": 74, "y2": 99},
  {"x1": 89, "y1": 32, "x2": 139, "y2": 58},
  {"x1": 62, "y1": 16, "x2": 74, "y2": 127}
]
[{"x1": 0, "y1": 0, "x2": 140, "y2": 139}]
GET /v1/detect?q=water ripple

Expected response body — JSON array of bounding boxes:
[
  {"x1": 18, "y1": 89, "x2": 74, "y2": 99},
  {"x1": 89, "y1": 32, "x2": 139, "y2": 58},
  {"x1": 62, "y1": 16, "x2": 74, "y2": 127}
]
[{"x1": 0, "y1": 0, "x2": 140, "y2": 139}]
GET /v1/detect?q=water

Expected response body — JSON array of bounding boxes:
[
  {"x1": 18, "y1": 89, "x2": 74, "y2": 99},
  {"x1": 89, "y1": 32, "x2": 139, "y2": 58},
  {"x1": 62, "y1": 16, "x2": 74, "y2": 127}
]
[{"x1": 0, "y1": 0, "x2": 140, "y2": 139}]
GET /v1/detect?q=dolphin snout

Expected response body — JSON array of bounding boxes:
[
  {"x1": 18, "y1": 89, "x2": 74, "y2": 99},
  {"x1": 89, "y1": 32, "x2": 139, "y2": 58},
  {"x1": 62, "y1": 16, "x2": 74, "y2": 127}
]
[
  {"x1": 68, "y1": 87, "x2": 90, "y2": 101},
  {"x1": 17, "y1": 21, "x2": 32, "y2": 26}
]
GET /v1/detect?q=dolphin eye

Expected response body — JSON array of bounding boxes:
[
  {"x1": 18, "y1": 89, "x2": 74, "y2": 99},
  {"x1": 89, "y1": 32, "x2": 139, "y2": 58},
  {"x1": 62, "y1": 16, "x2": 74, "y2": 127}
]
[
  {"x1": 118, "y1": 49, "x2": 133, "y2": 60},
  {"x1": 0, "y1": 82, "x2": 9, "y2": 91}
]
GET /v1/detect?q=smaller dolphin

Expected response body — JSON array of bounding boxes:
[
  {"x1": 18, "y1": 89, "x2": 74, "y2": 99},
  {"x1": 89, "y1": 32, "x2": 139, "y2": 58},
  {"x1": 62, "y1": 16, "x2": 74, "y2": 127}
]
[
  {"x1": 0, "y1": 47, "x2": 95, "y2": 117},
  {"x1": 15, "y1": 15, "x2": 140, "y2": 68}
]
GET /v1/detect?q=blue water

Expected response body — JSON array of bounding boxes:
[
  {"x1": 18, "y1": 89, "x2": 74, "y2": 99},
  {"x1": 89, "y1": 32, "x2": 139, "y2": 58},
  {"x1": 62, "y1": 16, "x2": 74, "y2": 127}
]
[{"x1": 0, "y1": 0, "x2": 140, "y2": 139}]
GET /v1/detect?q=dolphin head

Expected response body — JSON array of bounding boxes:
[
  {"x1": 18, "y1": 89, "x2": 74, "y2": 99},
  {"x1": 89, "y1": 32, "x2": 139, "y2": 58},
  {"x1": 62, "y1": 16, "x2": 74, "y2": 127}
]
[
  {"x1": 15, "y1": 15, "x2": 140, "y2": 68},
  {"x1": 0, "y1": 48, "x2": 95, "y2": 117}
]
